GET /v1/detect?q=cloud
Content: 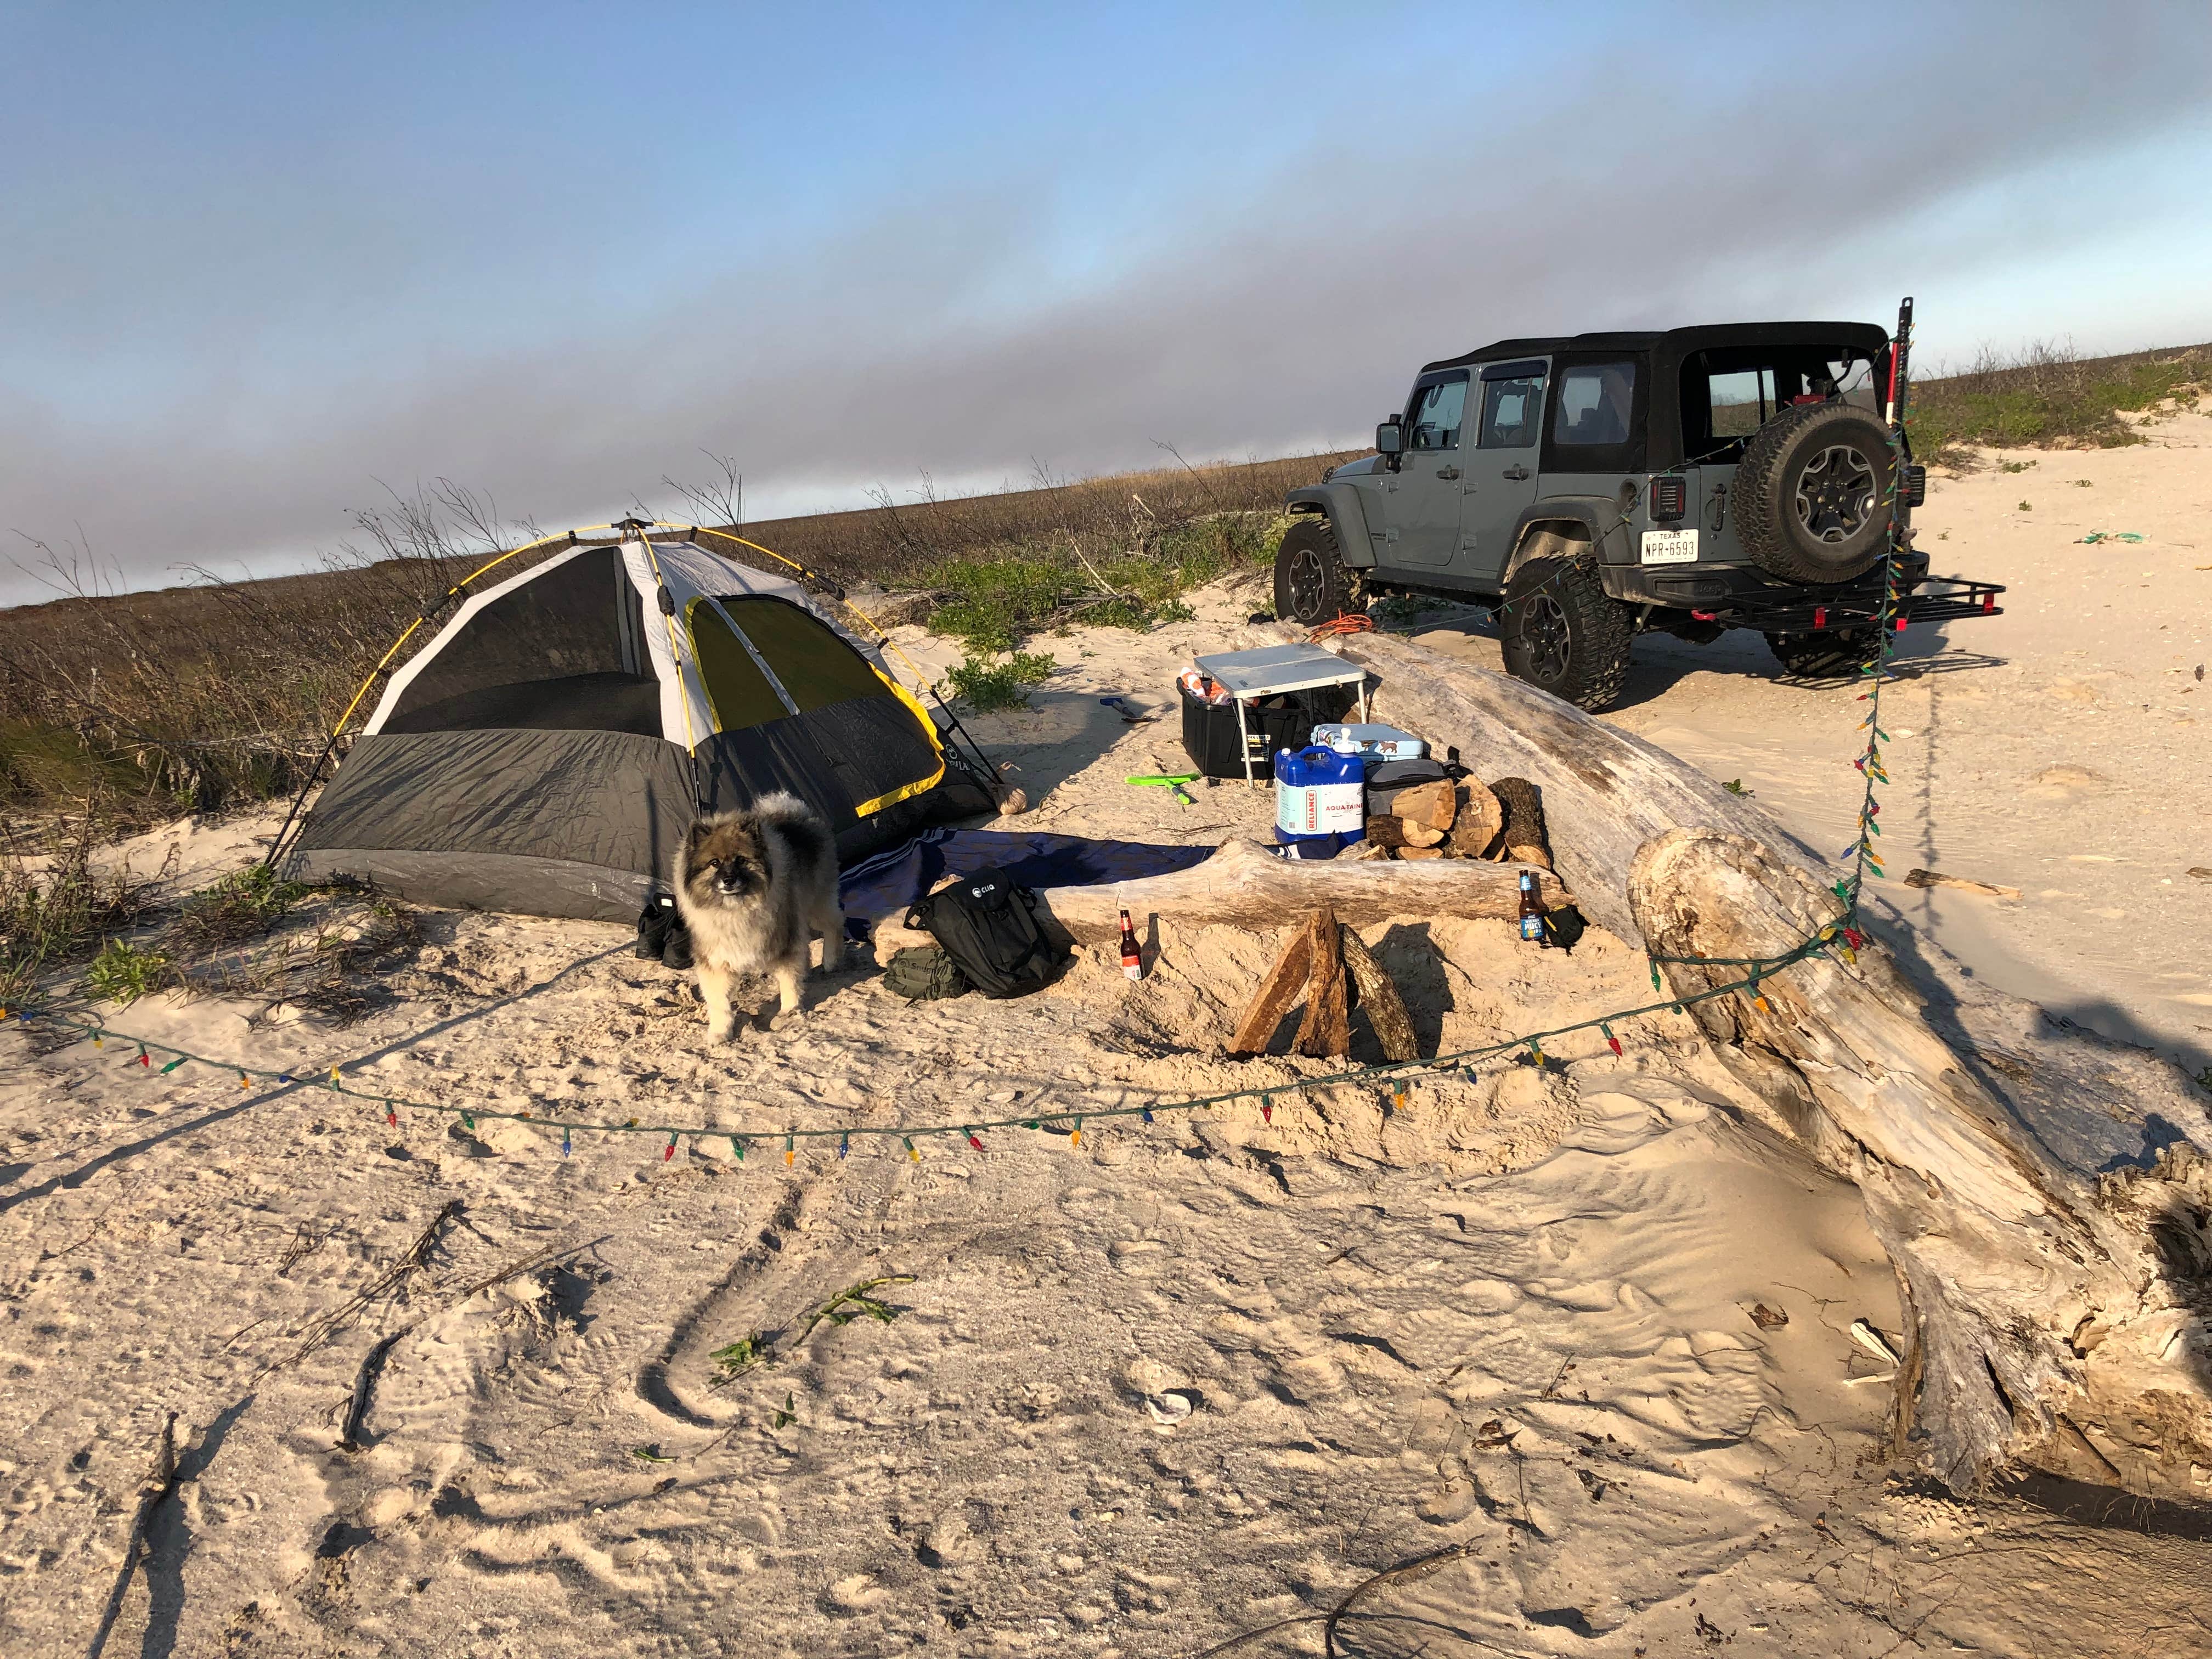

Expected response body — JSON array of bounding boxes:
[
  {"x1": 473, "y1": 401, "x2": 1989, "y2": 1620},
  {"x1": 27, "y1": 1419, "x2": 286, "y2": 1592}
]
[{"x1": 5, "y1": 3, "x2": 2210, "y2": 603}]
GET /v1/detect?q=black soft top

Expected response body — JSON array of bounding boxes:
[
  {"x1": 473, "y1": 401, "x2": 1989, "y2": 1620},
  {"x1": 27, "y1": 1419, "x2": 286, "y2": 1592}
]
[{"x1": 1420, "y1": 321, "x2": 1888, "y2": 375}]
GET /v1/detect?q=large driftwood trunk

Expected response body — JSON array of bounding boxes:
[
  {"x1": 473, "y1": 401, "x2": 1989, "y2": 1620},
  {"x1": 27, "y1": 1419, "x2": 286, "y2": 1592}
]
[
  {"x1": 1035, "y1": 836, "x2": 1566, "y2": 945},
  {"x1": 1333, "y1": 630, "x2": 1810, "y2": 942},
  {"x1": 1318, "y1": 629, "x2": 2212, "y2": 1498},
  {"x1": 1630, "y1": 829, "x2": 2212, "y2": 1494}
]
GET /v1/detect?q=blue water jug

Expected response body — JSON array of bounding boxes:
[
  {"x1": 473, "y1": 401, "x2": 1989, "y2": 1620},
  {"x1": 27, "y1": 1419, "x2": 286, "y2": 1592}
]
[{"x1": 1273, "y1": 745, "x2": 1366, "y2": 859}]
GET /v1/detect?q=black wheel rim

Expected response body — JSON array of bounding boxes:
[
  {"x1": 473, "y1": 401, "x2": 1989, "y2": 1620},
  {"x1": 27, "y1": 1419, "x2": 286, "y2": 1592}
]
[
  {"x1": 1522, "y1": 594, "x2": 1571, "y2": 681},
  {"x1": 1794, "y1": 444, "x2": 1877, "y2": 542},
  {"x1": 1286, "y1": 546, "x2": 1327, "y2": 620}
]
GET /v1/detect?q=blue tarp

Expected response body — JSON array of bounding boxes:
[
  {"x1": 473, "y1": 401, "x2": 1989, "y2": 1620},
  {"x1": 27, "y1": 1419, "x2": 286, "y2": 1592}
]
[{"x1": 840, "y1": 828, "x2": 1215, "y2": 930}]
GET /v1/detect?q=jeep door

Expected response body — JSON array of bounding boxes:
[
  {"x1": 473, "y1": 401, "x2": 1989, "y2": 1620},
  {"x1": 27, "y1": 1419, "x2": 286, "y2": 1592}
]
[
  {"x1": 1457, "y1": 358, "x2": 1549, "y2": 585},
  {"x1": 1377, "y1": 369, "x2": 1470, "y2": 567}
]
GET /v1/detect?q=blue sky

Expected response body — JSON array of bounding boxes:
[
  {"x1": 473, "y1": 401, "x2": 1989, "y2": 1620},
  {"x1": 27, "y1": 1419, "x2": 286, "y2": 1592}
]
[{"x1": 5, "y1": 1, "x2": 2211, "y2": 600}]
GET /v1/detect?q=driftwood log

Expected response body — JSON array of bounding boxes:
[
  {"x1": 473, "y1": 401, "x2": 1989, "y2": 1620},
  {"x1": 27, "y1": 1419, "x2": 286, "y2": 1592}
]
[
  {"x1": 1326, "y1": 627, "x2": 2212, "y2": 1499},
  {"x1": 1035, "y1": 837, "x2": 1567, "y2": 945}
]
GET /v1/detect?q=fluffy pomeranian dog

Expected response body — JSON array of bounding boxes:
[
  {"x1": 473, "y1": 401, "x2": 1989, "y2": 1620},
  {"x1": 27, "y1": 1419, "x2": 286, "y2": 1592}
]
[{"x1": 674, "y1": 793, "x2": 844, "y2": 1041}]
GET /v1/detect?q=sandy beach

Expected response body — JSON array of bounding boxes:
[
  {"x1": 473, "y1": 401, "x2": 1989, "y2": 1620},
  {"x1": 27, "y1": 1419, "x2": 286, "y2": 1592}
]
[{"x1": 5, "y1": 426, "x2": 2211, "y2": 1656}]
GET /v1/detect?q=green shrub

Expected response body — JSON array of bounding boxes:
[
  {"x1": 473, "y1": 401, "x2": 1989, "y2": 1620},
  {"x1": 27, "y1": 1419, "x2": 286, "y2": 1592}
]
[
  {"x1": 170, "y1": 863, "x2": 304, "y2": 955},
  {"x1": 1, "y1": 830, "x2": 160, "y2": 1006},
  {"x1": 84, "y1": 937, "x2": 171, "y2": 1005},
  {"x1": 946, "y1": 651, "x2": 1056, "y2": 712}
]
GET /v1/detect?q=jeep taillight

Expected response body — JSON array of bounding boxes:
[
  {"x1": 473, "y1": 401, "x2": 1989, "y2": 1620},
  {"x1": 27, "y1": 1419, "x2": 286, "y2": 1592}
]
[
  {"x1": 1649, "y1": 476, "x2": 1686, "y2": 521},
  {"x1": 1902, "y1": 464, "x2": 1927, "y2": 507}
]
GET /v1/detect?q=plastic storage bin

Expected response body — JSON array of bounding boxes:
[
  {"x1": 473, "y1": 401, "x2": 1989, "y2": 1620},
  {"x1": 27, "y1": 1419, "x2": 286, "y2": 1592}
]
[
  {"x1": 1273, "y1": 744, "x2": 1367, "y2": 858},
  {"x1": 1180, "y1": 684, "x2": 1353, "y2": 780}
]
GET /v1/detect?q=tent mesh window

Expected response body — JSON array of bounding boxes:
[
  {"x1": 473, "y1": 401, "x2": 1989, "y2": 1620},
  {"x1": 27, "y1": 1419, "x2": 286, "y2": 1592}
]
[
  {"x1": 687, "y1": 601, "x2": 793, "y2": 732},
  {"x1": 720, "y1": 597, "x2": 893, "y2": 710},
  {"x1": 382, "y1": 547, "x2": 661, "y2": 735}
]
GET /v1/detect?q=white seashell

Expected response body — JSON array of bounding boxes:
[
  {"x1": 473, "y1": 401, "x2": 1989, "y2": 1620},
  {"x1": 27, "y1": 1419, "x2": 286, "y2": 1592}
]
[{"x1": 1146, "y1": 1390, "x2": 1196, "y2": 1426}]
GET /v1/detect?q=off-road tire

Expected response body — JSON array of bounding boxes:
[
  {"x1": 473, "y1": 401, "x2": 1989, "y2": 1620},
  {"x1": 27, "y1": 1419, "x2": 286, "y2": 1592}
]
[
  {"x1": 1273, "y1": 518, "x2": 1367, "y2": 628},
  {"x1": 1498, "y1": 553, "x2": 1635, "y2": 711},
  {"x1": 1763, "y1": 627, "x2": 1881, "y2": 680},
  {"x1": 1735, "y1": 402, "x2": 1896, "y2": 584}
]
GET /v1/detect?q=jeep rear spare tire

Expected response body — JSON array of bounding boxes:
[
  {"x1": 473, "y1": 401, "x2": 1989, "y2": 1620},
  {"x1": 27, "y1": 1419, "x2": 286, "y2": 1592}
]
[
  {"x1": 1734, "y1": 402, "x2": 1895, "y2": 583},
  {"x1": 1273, "y1": 518, "x2": 1366, "y2": 627},
  {"x1": 1498, "y1": 553, "x2": 1635, "y2": 712}
]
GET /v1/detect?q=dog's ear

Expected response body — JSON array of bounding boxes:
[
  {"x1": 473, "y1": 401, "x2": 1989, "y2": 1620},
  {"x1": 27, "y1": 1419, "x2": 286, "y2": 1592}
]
[{"x1": 685, "y1": 819, "x2": 715, "y2": 859}]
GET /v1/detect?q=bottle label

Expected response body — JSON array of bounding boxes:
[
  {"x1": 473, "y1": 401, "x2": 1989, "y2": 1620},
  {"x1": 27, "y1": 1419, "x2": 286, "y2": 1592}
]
[{"x1": 1520, "y1": 915, "x2": 1544, "y2": 942}]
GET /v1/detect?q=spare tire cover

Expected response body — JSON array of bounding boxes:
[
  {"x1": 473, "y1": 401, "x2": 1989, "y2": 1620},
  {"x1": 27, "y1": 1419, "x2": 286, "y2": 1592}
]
[{"x1": 1733, "y1": 402, "x2": 1895, "y2": 583}]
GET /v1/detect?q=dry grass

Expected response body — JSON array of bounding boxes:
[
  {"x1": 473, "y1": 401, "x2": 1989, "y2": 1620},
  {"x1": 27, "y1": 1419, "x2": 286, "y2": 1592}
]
[{"x1": 1, "y1": 454, "x2": 1354, "y2": 830}]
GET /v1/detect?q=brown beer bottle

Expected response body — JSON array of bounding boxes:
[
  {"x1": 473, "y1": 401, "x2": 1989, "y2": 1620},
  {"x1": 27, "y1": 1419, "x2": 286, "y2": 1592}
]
[
  {"x1": 1517, "y1": 870, "x2": 1548, "y2": 946},
  {"x1": 1120, "y1": 907, "x2": 1144, "y2": 979}
]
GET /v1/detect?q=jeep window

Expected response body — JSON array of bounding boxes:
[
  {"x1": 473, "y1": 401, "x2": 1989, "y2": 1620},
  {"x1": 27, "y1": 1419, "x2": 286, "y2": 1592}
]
[
  {"x1": 1477, "y1": 365, "x2": 1546, "y2": 449},
  {"x1": 1553, "y1": 362, "x2": 1636, "y2": 446},
  {"x1": 1682, "y1": 348, "x2": 1876, "y2": 459},
  {"x1": 1404, "y1": 374, "x2": 1469, "y2": 451},
  {"x1": 1708, "y1": 369, "x2": 1777, "y2": 437}
]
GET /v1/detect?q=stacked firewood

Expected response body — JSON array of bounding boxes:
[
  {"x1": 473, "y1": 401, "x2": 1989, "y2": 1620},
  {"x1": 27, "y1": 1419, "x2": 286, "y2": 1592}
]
[
  {"x1": 1359, "y1": 775, "x2": 1553, "y2": 868},
  {"x1": 1227, "y1": 906, "x2": 1419, "y2": 1062}
]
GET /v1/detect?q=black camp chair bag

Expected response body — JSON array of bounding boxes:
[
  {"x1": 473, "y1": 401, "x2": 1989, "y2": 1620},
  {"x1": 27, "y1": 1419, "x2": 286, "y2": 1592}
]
[{"x1": 905, "y1": 868, "x2": 1068, "y2": 999}]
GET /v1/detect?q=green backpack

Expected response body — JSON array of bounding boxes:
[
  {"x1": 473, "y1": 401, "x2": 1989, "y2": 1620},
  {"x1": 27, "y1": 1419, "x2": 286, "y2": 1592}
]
[{"x1": 882, "y1": 945, "x2": 969, "y2": 1001}]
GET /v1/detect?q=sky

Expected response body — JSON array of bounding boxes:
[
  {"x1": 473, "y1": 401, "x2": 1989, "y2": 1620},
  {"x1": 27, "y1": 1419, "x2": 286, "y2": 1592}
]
[{"x1": 5, "y1": 1, "x2": 2212, "y2": 603}]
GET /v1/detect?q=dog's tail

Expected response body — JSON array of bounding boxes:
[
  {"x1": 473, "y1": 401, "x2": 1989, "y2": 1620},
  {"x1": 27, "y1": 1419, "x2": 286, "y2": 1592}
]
[{"x1": 747, "y1": 791, "x2": 819, "y2": 829}]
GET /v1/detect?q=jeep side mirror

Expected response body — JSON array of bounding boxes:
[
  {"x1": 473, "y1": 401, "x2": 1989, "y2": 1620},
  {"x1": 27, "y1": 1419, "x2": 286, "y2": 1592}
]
[{"x1": 1375, "y1": 417, "x2": 1403, "y2": 456}]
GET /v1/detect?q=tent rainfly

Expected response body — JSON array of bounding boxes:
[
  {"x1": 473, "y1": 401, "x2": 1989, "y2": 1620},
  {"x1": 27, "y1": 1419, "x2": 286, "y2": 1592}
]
[{"x1": 284, "y1": 526, "x2": 992, "y2": 921}]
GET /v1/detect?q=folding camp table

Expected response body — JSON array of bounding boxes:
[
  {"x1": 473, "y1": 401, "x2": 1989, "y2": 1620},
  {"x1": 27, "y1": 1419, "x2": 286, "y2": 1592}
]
[{"x1": 1192, "y1": 642, "x2": 1372, "y2": 785}]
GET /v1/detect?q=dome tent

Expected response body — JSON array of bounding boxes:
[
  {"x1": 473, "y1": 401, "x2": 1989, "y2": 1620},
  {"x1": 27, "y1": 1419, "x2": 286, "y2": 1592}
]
[{"x1": 283, "y1": 522, "x2": 992, "y2": 921}]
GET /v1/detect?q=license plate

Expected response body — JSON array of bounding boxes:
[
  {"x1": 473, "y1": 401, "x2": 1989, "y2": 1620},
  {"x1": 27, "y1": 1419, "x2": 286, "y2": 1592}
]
[{"x1": 1640, "y1": 529, "x2": 1699, "y2": 565}]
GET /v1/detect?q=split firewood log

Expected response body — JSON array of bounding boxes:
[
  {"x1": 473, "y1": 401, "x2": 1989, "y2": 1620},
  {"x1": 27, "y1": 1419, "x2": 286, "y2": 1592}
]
[
  {"x1": 1448, "y1": 781, "x2": 1504, "y2": 859},
  {"x1": 1490, "y1": 777, "x2": 1553, "y2": 869},
  {"x1": 1396, "y1": 847, "x2": 1444, "y2": 861},
  {"x1": 1227, "y1": 922, "x2": 1314, "y2": 1056},
  {"x1": 1340, "y1": 927, "x2": 1418, "y2": 1062},
  {"x1": 1293, "y1": 909, "x2": 1351, "y2": 1058},
  {"x1": 1365, "y1": 816, "x2": 1442, "y2": 850},
  {"x1": 1385, "y1": 778, "x2": 1457, "y2": 832}
]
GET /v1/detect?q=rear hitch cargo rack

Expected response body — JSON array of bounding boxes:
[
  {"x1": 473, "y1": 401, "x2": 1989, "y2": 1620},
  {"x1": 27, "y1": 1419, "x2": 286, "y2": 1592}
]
[{"x1": 1717, "y1": 573, "x2": 2005, "y2": 635}]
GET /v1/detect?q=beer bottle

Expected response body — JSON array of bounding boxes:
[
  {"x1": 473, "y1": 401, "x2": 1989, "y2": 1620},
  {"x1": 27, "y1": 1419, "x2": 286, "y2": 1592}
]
[
  {"x1": 1120, "y1": 907, "x2": 1144, "y2": 980},
  {"x1": 1517, "y1": 870, "x2": 1548, "y2": 946}
]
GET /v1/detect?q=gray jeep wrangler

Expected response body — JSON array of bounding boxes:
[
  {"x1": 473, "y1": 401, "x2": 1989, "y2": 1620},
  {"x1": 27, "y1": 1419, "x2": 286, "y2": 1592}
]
[{"x1": 1278, "y1": 321, "x2": 2002, "y2": 709}]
